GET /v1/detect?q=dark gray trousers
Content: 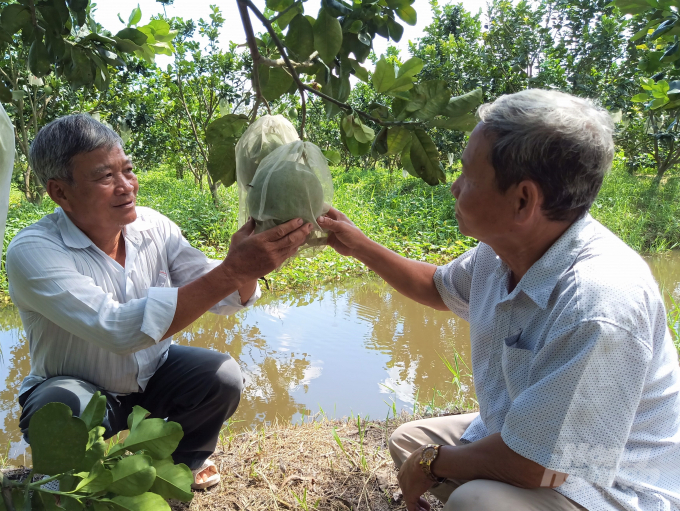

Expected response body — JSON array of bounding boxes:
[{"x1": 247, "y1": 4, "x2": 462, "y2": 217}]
[{"x1": 18, "y1": 345, "x2": 243, "y2": 470}]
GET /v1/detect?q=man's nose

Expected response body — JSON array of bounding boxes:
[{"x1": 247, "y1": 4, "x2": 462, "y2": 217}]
[
  {"x1": 115, "y1": 174, "x2": 135, "y2": 194},
  {"x1": 450, "y1": 177, "x2": 461, "y2": 199}
]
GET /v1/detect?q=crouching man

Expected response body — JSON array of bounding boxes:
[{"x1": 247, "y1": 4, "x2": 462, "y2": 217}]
[
  {"x1": 318, "y1": 90, "x2": 680, "y2": 510},
  {"x1": 6, "y1": 115, "x2": 314, "y2": 490}
]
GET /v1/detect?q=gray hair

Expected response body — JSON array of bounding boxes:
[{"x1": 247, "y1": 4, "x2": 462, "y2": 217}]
[
  {"x1": 30, "y1": 114, "x2": 123, "y2": 187},
  {"x1": 477, "y1": 89, "x2": 614, "y2": 222}
]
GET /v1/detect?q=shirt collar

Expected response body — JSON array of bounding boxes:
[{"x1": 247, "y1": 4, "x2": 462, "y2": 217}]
[
  {"x1": 56, "y1": 207, "x2": 153, "y2": 249},
  {"x1": 499, "y1": 214, "x2": 596, "y2": 309},
  {"x1": 56, "y1": 208, "x2": 93, "y2": 249}
]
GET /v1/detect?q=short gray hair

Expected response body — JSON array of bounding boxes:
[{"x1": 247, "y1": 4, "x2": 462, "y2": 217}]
[
  {"x1": 477, "y1": 89, "x2": 614, "y2": 222},
  {"x1": 30, "y1": 114, "x2": 123, "y2": 187}
]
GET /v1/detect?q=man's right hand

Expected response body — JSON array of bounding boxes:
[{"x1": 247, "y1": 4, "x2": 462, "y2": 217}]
[
  {"x1": 222, "y1": 217, "x2": 313, "y2": 283},
  {"x1": 317, "y1": 207, "x2": 370, "y2": 258}
]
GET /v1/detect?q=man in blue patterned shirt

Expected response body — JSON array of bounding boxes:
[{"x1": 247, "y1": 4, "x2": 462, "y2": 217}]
[{"x1": 318, "y1": 90, "x2": 680, "y2": 511}]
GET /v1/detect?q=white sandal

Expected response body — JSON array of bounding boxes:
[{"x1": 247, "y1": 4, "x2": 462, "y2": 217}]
[{"x1": 191, "y1": 459, "x2": 220, "y2": 490}]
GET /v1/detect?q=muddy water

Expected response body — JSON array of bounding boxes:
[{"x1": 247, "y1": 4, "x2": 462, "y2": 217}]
[{"x1": 0, "y1": 251, "x2": 678, "y2": 465}]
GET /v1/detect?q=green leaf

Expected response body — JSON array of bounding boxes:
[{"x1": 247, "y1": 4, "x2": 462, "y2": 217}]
[
  {"x1": 395, "y1": 5, "x2": 417, "y2": 26},
  {"x1": 80, "y1": 392, "x2": 107, "y2": 431},
  {"x1": 386, "y1": 126, "x2": 412, "y2": 155},
  {"x1": 1, "y1": 4, "x2": 32, "y2": 34},
  {"x1": 149, "y1": 457, "x2": 193, "y2": 502},
  {"x1": 110, "y1": 417, "x2": 184, "y2": 460},
  {"x1": 29, "y1": 38, "x2": 52, "y2": 78},
  {"x1": 406, "y1": 80, "x2": 452, "y2": 120},
  {"x1": 206, "y1": 114, "x2": 249, "y2": 142},
  {"x1": 341, "y1": 115, "x2": 354, "y2": 137},
  {"x1": 67, "y1": 0, "x2": 89, "y2": 12},
  {"x1": 322, "y1": 149, "x2": 341, "y2": 164},
  {"x1": 373, "y1": 57, "x2": 396, "y2": 93},
  {"x1": 428, "y1": 113, "x2": 478, "y2": 131},
  {"x1": 349, "y1": 20, "x2": 363, "y2": 33},
  {"x1": 650, "y1": 19, "x2": 676, "y2": 40},
  {"x1": 286, "y1": 14, "x2": 315, "y2": 62},
  {"x1": 443, "y1": 88, "x2": 483, "y2": 117},
  {"x1": 126, "y1": 405, "x2": 150, "y2": 432},
  {"x1": 0, "y1": 82, "x2": 12, "y2": 103},
  {"x1": 31, "y1": 490, "x2": 63, "y2": 511},
  {"x1": 75, "y1": 461, "x2": 113, "y2": 493},
  {"x1": 387, "y1": 18, "x2": 404, "y2": 42},
  {"x1": 386, "y1": 0, "x2": 412, "y2": 8},
  {"x1": 397, "y1": 57, "x2": 423, "y2": 79},
  {"x1": 80, "y1": 431, "x2": 107, "y2": 472},
  {"x1": 267, "y1": 0, "x2": 295, "y2": 12},
  {"x1": 372, "y1": 127, "x2": 388, "y2": 155},
  {"x1": 276, "y1": 2, "x2": 303, "y2": 29},
  {"x1": 127, "y1": 5, "x2": 142, "y2": 27},
  {"x1": 259, "y1": 65, "x2": 294, "y2": 101},
  {"x1": 106, "y1": 455, "x2": 156, "y2": 496},
  {"x1": 341, "y1": 128, "x2": 371, "y2": 156},
  {"x1": 349, "y1": 58, "x2": 369, "y2": 82},
  {"x1": 368, "y1": 102, "x2": 391, "y2": 120},
  {"x1": 402, "y1": 128, "x2": 444, "y2": 185},
  {"x1": 313, "y1": 9, "x2": 343, "y2": 64},
  {"x1": 115, "y1": 28, "x2": 148, "y2": 47},
  {"x1": 110, "y1": 493, "x2": 171, "y2": 511},
  {"x1": 649, "y1": 96, "x2": 670, "y2": 109},
  {"x1": 208, "y1": 138, "x2": 237, "y2": 187},
  {"x1": 29, "y1": 402, "x2": 88, "y2": 475}
]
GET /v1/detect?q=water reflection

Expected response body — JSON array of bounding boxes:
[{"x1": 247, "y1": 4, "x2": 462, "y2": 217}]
[{"x1": 0, "y1": 250, "x2": 678, "y2": 465}]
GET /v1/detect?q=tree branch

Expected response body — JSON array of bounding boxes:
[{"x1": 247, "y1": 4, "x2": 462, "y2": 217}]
[{"x1": 241, "y1": 0, "x2": 423, "y2": 130}]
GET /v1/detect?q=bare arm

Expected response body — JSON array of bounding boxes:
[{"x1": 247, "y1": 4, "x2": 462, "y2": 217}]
[
  {"x1": 398, "y1": 434, "x2": 568, "y2": 511},
  {"x1": 162, "y1": 218, "x2": 312, "y2": 340},
  {"x1": 318, "y1": 208, "x2": 447, "y2": 310}
]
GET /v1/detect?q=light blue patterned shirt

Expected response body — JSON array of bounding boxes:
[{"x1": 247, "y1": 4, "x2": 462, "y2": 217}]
[
  {"x1": 434, "y1": 214, "x2": 680, "y2": 511},
  {"x1": 6, "y1": 207, "x2": 259, "y2": 396}
]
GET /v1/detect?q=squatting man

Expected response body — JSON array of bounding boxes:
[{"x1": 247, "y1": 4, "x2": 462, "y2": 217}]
[
  {"x1": 318, "y1": 90, "x2": 680, "y2": 511},
  {"x1": 6, "y1": 114, "x2": 315, "y2": 489}
]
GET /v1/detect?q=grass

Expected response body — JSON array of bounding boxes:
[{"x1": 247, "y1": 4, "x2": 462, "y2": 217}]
[{"x1": 171, "y1": 406, "x2": 471, "y2": 511}]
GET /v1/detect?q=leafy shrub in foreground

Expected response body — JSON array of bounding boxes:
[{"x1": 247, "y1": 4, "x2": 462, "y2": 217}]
[{"x1": 0, "y1": 392, "x2": 192, "y2": 510}]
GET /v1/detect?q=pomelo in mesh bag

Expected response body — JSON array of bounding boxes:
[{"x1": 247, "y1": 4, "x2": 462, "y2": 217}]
[
  {"x1": 235, "y1": 115, "x2": 299, "y2": 226},
  {"x1": 247, "y1": 140, "x2": 334, "y2": 252}
]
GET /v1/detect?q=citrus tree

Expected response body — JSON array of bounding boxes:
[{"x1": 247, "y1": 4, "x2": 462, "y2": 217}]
[
  {"x1": 0, "y1": 1, "x2": 177, "y2": 200},
  {"x1": 205, "y1": 0, "x2": 484, "y2": 189}
]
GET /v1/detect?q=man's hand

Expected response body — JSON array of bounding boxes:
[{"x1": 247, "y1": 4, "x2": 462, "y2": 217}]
[
  {"x1": 317, "y1": 207, "x2": 370, "y2": 258},
  {"x1": 223, "y1": 217, "x2": 313, "y2": 284},
  {"x1": 398, "y1": 446, "x2": 435, "y2": 511}
]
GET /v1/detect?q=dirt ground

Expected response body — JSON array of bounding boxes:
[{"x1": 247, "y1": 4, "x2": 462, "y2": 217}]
[{"x1": 171, "y1": 413, "x2": 450, "y2": 511}]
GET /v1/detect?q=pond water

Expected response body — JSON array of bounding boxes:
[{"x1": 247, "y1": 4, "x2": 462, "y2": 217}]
[{"x1": 0, "y1": 250, "x2": 678, "y2": 465}]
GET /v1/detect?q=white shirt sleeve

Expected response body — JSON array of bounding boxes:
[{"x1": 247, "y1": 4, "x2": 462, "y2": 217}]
[
  {"x1": 433, "y1": 245, "x2": 477, "y2": 321},
  {"x1": 500, "y1": 320, "x2": 653, "y2": 487},
  {"x1": 160, "y1": 216, "x2": 261, "y2": 315},
  {"x1": 6, "y1": 234, "x2": 165, "y2": 353}
]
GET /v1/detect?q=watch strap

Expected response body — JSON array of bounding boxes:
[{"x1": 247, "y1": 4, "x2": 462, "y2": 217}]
[{"x1": 419, "y1": 444, "x2": 446, "y2": 485}]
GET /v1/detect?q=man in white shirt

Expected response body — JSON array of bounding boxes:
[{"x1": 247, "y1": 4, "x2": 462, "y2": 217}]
[
  {"x1": 317, "y1": 90, "x2": 680, "y2": 511},
  {"x1": 6, "y1": 114, "x2": 314, "y2": 489}
]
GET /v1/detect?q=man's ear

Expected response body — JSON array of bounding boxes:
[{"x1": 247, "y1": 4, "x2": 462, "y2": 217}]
[
  {"x1": 46, "y1": 179, "x2": 73, "y2": 213},
  {"x1": 514, "y1": 180, "x2": 542, "y2": 224}
]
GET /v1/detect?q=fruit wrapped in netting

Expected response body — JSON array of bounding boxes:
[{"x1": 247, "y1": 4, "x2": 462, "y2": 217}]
[
  {"x1": 246, "y1": 141, "x2": 334, "y2": 254},
  {"x1": 235, "y1": 115, "x2": 299, "y2": 226}
]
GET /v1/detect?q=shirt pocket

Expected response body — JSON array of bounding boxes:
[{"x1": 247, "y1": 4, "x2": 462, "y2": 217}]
[{"x1": 501, "y1": 334, "x2": 533, "y2": 401}]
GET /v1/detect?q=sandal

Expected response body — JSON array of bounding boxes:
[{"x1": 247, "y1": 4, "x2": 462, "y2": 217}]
[{"x1": 191, "y1": 459, "x2": 220, "y2": 490}]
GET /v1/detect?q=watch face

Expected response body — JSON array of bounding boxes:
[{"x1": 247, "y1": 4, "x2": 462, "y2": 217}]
[{"x1": 422, "y1": 446, "x2": 437, "y2": 463}]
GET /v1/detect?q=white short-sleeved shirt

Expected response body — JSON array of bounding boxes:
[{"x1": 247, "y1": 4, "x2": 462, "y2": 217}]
[
  {"x1": 6, "y1": 206, "x2": 260, "y2": 396},
  {"x1": 434, "y1": 214, "x2": 680, "y2": 511}
]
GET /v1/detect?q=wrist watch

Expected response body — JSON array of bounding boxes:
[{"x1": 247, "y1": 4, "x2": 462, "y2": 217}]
[{"x1": 419, "y1": 444, "x2": 447, "y2": 486}]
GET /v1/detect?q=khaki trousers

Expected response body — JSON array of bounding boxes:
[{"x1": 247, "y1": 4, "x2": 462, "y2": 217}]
[{"x1": 388, "y1": 413, "x2": 588, "y2": 511}]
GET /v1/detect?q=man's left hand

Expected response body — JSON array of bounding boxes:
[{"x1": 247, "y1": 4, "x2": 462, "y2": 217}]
[{"x1": 398, "y1": 446, "x2": 435, "y2": 511}]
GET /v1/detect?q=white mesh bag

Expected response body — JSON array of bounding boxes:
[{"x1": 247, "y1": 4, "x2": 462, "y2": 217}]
[
  {"x1": 246, "y1": 140, "x2": 334, "y2": 254},
  {"x1": 236, "y1": 115, "x2": 299, "y2": 226}
]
